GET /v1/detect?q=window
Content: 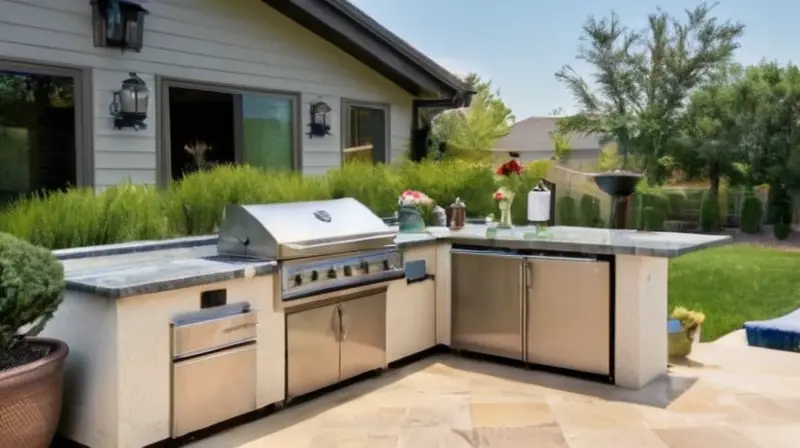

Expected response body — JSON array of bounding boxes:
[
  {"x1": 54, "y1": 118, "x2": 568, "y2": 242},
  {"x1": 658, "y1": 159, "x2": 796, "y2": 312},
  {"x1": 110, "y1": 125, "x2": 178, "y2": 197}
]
[
  {"x1": 160, "y1": 80, "x2": 299, "y2": 183},
  {"x1": 0, "y1": 61, "x2": 87, "y2": 205},
  {"x1": 342, "y1": 100, "x2": 389, "y2": 164}
]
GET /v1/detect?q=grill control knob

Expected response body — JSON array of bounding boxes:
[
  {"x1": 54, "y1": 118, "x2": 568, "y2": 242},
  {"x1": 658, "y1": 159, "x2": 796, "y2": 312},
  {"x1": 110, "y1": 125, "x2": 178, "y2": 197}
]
[
  {"x1": 294, "y1": 274, "x2": 303, "y2": 286},
  {"x1": 382, "y1": 259, "x2": 391, "y2": 271},
  {"x1": 327, "y1": 268, "x2": 337, "y2": 279},
  {"x1": 360, "y1": 260, "x2": 370, "y2": 274},
  {"x1": 310, "y1": 270, "x2": 319, "y2": 281},
  {"x1": 343, "y1": 265, "x2": 353, "y2": 277}
]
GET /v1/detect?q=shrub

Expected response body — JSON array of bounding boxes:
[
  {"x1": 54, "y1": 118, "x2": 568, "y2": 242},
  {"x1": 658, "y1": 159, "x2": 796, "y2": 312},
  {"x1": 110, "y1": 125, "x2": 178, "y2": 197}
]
[
  {"x1": 557, "y1": 196, "x2": 578, "y2": 226},
  {"x1": 632, "y1": 192, "x2": 668, "y2": 230},
  {"x1": 0, "y1": 160, "x2": 551, "y2": 249},
  {"x1": 739, "y1": 195, "x2": 763, "y2": 234},
  {"x1": 665, "y1": 191, "x2": 687, "y2": 219},
  {"x1": 0, "y1": 233, "x2": 65, "y2": 359},
  {"x1": 579, "y1": 195, "x2": 602, "y2": 227},
  {"x1": 699, "y1": 193, "x2": 720, "y2": 232},
  {"x1": 769, "y1": 186, "x2": 793, "y2": 240},
  {"x1": 774, "y1": 222, "x2": 791, "y2": 240}
]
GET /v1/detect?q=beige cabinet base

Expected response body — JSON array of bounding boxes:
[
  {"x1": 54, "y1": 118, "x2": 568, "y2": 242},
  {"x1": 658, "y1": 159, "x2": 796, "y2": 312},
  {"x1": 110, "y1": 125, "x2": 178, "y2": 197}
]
[{"x1": 386, "y1": 278, "x2": 437, "y2": 363}]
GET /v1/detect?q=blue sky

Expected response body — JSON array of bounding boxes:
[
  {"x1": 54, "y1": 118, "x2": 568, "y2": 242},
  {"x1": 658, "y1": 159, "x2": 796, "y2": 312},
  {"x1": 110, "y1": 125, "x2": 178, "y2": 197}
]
[{"x1": 349, "y1": 0, "x2": 798, "y2": 120}]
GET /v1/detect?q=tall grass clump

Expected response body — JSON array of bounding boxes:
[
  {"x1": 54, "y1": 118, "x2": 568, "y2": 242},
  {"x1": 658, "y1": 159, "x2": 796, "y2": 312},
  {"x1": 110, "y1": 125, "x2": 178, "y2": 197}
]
[
  {"x1": 0, "y1": 159, "x2": 552, "y2": 249},
  {"x1": 165, "y1": 165, "x2": 331, "y2": 235},
  {"x1": 0, "y1": 183, "x2": 169, "y2": 249}
]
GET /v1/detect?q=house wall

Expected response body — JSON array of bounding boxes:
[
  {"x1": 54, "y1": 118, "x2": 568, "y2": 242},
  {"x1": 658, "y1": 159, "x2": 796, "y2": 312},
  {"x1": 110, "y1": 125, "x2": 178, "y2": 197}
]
[{"x1": 0, "y1": 0, "x2": 414, "y2": 189}]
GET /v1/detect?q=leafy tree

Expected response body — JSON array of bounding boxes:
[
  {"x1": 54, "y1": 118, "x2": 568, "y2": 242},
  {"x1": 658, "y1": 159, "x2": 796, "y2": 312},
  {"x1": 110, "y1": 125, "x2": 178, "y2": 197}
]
[
  {"x1": 555, "y1": 3, "x2": 745, "y2": 181},
  {"x1": 672, "y1": 64, "x2": 749, "y2": 204},
  {"x1": 431, "y1": 73, "x2": 514, "y2": 160}
]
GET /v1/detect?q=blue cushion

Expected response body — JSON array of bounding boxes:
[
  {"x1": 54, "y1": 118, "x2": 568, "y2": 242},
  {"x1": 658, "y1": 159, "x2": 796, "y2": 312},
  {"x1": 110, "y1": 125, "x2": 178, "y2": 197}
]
[{"x1": 744, "y1": 307, "x2": 800, "y2": 352}]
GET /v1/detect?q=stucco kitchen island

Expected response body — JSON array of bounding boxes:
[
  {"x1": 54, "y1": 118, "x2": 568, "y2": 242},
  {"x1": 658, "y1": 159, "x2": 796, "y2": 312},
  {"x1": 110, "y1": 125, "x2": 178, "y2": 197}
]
[{"x1": 43, "y1": 211, "x2": 729, "y2": 448}]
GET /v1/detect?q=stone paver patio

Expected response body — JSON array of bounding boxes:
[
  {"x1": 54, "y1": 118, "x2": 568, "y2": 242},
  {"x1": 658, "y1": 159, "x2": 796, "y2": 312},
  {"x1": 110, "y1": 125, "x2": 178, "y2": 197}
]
[{"x1": 191, "y1": 333, "x2": 800, "y2": 447}]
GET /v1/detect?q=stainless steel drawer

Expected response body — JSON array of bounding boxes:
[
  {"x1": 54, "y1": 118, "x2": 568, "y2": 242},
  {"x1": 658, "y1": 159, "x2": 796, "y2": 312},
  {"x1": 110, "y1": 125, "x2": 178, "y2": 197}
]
[
  {"x1": 172, "y1": 310, "x2": 258, "y2": 359},
  {"x1": 172, "y1": 343, "x2": 257, "y2": 437}
]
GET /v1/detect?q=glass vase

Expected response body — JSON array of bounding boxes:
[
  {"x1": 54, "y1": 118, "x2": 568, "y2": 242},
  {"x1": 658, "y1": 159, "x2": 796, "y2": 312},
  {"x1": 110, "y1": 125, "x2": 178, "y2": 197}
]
[
  {"x1": 397, "y1": 204, "x2": 426, "y2": 233},
  {"x1": 497, "y1": 199, "x2": 513, "y2": 229}
]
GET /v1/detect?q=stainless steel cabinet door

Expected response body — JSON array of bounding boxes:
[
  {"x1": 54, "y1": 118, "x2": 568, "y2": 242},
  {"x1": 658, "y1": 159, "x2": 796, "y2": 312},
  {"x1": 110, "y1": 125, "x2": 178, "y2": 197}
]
[
  {"x1": 525, "y1": 257, "x2": 610, "y2": 375},
  {"x1": 286, "y1": 303, "x2": 341, "y2": 398},
  {"x1": 339, "y1": 291, "x2": 387, "y2": 381},
  {"x1": 451, "y1": 250, "x2": 524, "y2": 360},
  {"x1": 172, "y1": 344, "x2": 257, "y2": 437}
]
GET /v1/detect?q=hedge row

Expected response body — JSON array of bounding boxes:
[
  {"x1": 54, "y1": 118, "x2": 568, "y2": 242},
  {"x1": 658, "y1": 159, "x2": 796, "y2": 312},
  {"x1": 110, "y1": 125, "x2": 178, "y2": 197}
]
[{"x1": 0, "y1": 160, "x2": 550, "y2": 250}]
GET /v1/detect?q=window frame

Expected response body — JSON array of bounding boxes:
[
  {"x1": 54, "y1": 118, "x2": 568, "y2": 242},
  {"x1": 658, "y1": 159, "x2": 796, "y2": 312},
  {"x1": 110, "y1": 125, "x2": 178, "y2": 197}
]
[
  {"x1": 0, "y1": 58, "x2": 93, "y2": 189},
  {"x1": 340, "y1": 99, "x2": 391, "y2": 165},
  {"x1": 157, "y1": 78, "x2": 302, "y2": 187}
]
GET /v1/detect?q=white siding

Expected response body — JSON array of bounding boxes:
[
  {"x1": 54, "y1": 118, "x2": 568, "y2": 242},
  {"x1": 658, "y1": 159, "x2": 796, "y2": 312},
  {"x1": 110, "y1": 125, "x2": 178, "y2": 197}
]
[{"x1": 0, "y1": 0, "x2": 414, "y2": 187}]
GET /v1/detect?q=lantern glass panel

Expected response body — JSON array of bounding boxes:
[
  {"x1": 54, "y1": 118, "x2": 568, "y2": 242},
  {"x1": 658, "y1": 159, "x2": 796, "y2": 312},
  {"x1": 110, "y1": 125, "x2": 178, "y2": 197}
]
[{"x1": 134, "y1": 90, "x2": 149, "y2": 114}]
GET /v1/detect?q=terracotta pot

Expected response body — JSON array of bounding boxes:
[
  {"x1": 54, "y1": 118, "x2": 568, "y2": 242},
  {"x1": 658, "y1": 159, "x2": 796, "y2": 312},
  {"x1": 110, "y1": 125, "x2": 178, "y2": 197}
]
[{"x1": 0, "y1": 338, "x2": 69, "y2": 448}]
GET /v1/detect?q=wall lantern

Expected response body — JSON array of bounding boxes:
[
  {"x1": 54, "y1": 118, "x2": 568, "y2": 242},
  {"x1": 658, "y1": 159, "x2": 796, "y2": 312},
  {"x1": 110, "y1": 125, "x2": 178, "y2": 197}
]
[
  {"x1": 307, "y1": 101, "x2": 332, "y2": 138},
  {"x1": 91, "y1": 0, "x2": 148, "y2": 52},
  {"x1": 109, "y1": 72, "x2": 149, "y2": 130}
]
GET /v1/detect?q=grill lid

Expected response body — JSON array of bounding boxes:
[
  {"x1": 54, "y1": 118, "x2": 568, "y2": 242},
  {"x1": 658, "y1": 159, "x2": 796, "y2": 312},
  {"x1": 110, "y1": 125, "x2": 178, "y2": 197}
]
[{"x1": 217, "y1": 198, "x2": 396, "y2": 260}]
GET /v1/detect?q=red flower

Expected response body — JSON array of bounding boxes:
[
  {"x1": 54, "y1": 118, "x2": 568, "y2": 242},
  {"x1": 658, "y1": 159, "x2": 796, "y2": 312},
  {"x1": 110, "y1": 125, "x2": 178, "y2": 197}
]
[{"x1": 496, "y1": 159, "x2": 523, "y2": 177}]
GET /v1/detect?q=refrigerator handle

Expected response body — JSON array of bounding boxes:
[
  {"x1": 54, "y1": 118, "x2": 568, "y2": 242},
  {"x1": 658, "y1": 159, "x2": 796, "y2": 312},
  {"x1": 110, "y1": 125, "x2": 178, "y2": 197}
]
[{"x1": 339, "y1": 303, "x2": 351, "y2": 342}]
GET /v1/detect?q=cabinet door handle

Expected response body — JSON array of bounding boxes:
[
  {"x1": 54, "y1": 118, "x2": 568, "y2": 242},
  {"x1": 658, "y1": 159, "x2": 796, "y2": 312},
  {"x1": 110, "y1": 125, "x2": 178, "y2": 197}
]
[
  {"x1": 339, "y1": 304, "x2": 351, "y2": 342},
  {"x1": 333, "y1": 304, "x2": 343, "y2": 342}
]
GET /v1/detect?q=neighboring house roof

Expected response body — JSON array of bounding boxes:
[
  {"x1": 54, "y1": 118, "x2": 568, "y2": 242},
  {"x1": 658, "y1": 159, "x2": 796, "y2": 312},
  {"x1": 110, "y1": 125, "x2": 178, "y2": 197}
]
[
  {"x1": 261, "y1": 0, "x2": 473, "y2": 99},
  {"x1": 492, "y1": 116, "x2": 604, "y2": 154}
]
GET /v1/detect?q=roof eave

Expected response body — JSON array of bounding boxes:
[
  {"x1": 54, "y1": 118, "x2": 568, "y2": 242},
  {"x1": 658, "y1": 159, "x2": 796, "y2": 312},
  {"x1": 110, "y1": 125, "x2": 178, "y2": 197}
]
[{"x1": 260, "y1": 0, "x2": 470, "y2": 98}]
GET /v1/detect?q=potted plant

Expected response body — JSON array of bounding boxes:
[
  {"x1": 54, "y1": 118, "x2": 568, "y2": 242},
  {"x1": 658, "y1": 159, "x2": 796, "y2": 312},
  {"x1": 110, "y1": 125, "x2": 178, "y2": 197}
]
[
  {"x1": 0, "y1": 232, "x2": 69, "y2": 448},
  {"x1": 397, "y1": 190, "x2": 436, "y2": 233},
  {"x1": 668, "y1": 306, "x2": 706, "y2": 358}
]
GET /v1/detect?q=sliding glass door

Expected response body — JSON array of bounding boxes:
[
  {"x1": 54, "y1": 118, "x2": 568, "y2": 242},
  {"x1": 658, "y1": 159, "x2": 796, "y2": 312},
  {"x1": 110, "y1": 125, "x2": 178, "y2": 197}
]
[
  {"x1": 162, "y1": 80, "x2": 298, "y2": 183},
  {"x1": 241, "y1": 94, "x2": 293, "y2": 171}
]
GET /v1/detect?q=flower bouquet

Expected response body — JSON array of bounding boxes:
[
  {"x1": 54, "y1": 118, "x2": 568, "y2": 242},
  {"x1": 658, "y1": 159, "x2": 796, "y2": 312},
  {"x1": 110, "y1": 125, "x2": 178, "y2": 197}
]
[
  {"x1": 493, "y1": 187, "x2": 515, "y2": 229},
  {"x1": 493, "y1": 155, "x2": 525, "y2": 229},
  {"x1": 397, "y1": 190, "x2": 434, "y2": 233}
]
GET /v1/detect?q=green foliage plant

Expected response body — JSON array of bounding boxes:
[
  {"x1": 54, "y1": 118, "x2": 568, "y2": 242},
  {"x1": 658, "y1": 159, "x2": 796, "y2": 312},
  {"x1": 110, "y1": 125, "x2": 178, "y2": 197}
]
[{"x1": 0, "y1": 233, "x2": 65, "y2": 353}]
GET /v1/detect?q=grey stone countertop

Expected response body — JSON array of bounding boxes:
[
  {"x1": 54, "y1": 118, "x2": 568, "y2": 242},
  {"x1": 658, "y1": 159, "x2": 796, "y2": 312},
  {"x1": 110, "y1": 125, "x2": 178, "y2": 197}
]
[
  {"x1": 61, "y1": 244, "x2": 277, "y2": 299},
  {"x1": 58, "y1": 225, "x2": 729, "y2": 299},
  {"x1": 395, "y1": 225, "x2": 732, "y2": 257}
]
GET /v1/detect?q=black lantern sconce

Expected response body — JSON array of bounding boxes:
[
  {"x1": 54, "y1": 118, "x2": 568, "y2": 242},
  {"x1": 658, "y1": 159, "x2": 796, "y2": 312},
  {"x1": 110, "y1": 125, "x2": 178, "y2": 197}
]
[
  {"x1": 110, "y1": 73, "x2": 149, "y2": 130},
  {"x1": 307, "y1": 101, "x2": 332, "y2": 138},
  {"x1": 91, "y1": 0, "x2": 148, "y2": 52}
]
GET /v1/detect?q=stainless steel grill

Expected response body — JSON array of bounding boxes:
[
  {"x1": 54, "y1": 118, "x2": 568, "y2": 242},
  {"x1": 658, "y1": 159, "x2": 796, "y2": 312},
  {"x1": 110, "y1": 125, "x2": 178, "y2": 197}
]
[
  {"x1": 218, "y1": 198, "x2": 396, "y2": 261},
  {"x1": 217, "y1": 198, "x2": 404, "y2": 303},
  {"x1": 217, "y1": 198, "x2": 402, "y2": 400}
]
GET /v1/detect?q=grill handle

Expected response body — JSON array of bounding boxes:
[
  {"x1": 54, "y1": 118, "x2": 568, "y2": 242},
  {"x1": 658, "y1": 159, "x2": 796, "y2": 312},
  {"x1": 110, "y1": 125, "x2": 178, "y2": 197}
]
[{"x1": 282, "y1": 233, "x2": 396, "y2": 251}]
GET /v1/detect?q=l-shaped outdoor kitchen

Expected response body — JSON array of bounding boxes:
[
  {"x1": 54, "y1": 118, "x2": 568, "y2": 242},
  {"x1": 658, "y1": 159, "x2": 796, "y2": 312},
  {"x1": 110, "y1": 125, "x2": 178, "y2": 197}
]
[{"x1": 45, "y1": 198, "x2": 730, "y2": 448}]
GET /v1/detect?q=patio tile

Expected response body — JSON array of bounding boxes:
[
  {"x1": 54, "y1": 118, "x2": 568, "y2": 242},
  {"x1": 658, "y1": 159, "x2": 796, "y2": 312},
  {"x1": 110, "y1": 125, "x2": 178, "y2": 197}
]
[
  {"x1": 470, "y1": 402, "x2": 555, "y2": 427},
  {"x1": 189, "y1": 345, "x2": 800, "y2": 448},
  {"x1": 549, "y1": 400, "x2": 647, "y2": 430},
  {"x1": 563, "y1": 428, "x2": 670, "y2": 448},
  {"x1": 653, "y1": 426, "x2": 761, "y2": 448},
  {"x1": 473, "y1": 425, "x2": 568, "y2": 448},
  {"x1": 402, "y1": 403, "x2": 473, "y2": 430},
  {"x1": 732, "y1": 424, "x2": 800, "y2": 448},
  {"x1": 397, "y1": 427, "x2": 476, "y2": 448},
  {"x1": 306, "y1": 430, "x2": 399, "y2": 448}
]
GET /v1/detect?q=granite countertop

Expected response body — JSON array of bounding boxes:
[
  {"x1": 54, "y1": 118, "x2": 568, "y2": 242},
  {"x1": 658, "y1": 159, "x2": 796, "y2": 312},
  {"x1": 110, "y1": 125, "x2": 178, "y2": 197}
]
[
  {"x1": 59, "y1": 225, "x2": 729, "y2": 299},
  {"x1": 61, "y1": 240, "x2": 278, "y2": 299},
  {"x1": 410, "y1": 225, "x2": 732, "y2": 257}
]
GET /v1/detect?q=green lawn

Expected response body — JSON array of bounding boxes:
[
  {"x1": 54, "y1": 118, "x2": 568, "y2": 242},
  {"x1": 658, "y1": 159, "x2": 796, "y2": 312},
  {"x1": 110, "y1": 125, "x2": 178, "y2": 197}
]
[{"x1": 669, "y1": 245, "x2": 800, "y2": 341}]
